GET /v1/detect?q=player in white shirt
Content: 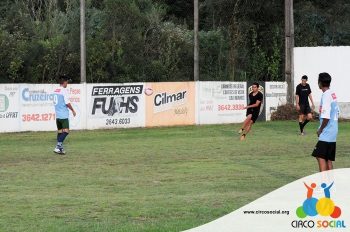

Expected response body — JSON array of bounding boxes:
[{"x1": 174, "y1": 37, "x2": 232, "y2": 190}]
[
  {"x1": 53, "y1": 76, "x2": 76, "y2": 155},
  {"x1": 312, "y1": 73, "x2": 339, "y2": 172}
]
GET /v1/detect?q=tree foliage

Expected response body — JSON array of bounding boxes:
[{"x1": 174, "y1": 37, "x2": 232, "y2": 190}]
[{"x1": 0, "y1": 0, "x2": 349, "y2": 83}]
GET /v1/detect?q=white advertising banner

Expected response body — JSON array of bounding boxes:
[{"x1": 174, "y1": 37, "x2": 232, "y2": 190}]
[
  {"x1": 0, "y1": 81, "x2": 295, "y2": 133},
  {"x1": 86, "y1": 83, "x2": 146, "y2": 129},
  {"x1": 197, "y1": 82, "x2": 247, "y2": 124},
  {"x1": 19, "y1": 84, "x2": 85, "y2": 131},
  {"x1": 60, "y1": 84, "x2": 86, "y2": 130},
  {"x1": 19, "y1": 84, "x2": 56, "y2": 131},
  {"x1": 265, "y1": 82, "x2": 287, "y2": 121},
  {"x1": 0, "y1": 84, "x2": 21, "y2": 132}
]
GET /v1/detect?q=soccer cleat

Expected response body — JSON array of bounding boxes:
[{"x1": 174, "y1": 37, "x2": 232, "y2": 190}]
[
  {"x1": 240, "y1": 134, "x2": 246, "y2": 141},
  {"x1": 53, "y1": 147, "x2": 66, "y2": 155},
  {"x1": 238, "y1": 128, "x2": 244, "y2": 134},
  {"x1": 300, "y1": 131, "x2": 305, "y2": 136},
  {"x1": 59, "y1": 148, "x2": 66, "y2": 155}
]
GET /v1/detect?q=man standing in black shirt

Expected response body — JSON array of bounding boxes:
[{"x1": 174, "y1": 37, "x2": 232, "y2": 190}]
[
  {"x1": 239, "y1": 82, "x2": 263, "y2": 141},
  {"x1": 295, "y1": 75, "x2": 315, "y2": 135}
]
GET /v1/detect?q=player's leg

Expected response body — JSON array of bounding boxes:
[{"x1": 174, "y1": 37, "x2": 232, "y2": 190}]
[
  {"x1": 57, "y1": 130, "x2": 62, "y2": 141},
  {"x1": 301, "y1": 107, "x2": 312, "y2": 133},
  {"x1": 240, "y1": 120, "x2": 253, "y2": 141},
  {"x1": 316, "y1": 157, "x2": 328, "y2": 172},
  {"x1": 241, "y1": 112, "x2": 257, "y2": 140},
  {"x1": 57, "y1": 119, "x2": 70, "y2": 154},
  {"x1": 312, "y1": 141, "x2": 330, "y2": 172},
  {"x1": 54, "y1": 119, "x2": 63, "y2": 154},
  {"x1": 244, "y1": 120, "x2": 254, "y2": 135},
  {"x1": 327, "y1": 160, "x2": 333, "y2": 170},
  {"x1": 326, "y1": 142, "x2": 336, "y2": 170},
  {"x1": 298, "y1": 113, "x2": 305, "y2": 135},
  {"x1": 239, "y1": 114, "x2": 252, "y2": 134}
]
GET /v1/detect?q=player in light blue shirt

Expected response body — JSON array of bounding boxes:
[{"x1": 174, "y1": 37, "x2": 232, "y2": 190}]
[
  {"x1": 53, "y1": 76, "x2": 76, "y2": 155},
  {"x1": 312, "y1": 73, "x2": 339, "y2": 172}
]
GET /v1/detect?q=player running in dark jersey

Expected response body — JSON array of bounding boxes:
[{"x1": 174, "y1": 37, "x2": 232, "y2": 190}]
[
  {"x1": 295, "y1": 75, "x2": 315, "y2": 135},
  {"x1": 238, "y1": 82, "x2": 263, "y2": 141}
]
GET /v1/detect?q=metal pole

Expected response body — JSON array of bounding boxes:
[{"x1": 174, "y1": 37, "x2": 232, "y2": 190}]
[
  {"x1": 285, "y1": 0, "x2": 294, "y2": 103},
  {"x1": 80, "y1": 0, "x2": 86, "y2": 83},
  {"x1": 194, "y1": 0, "x2": 199, "y2": 81}
]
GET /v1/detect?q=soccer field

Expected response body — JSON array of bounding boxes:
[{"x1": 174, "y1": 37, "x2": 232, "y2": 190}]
[{"x1": 0, "y1": 121, "x2": 349, "y2": 232}]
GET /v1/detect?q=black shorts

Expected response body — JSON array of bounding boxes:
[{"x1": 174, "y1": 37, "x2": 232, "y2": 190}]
[
  {"x1": 246, "y1": 108, "x2": 259, "y2": 123},
  {"x1": 312, "y1": 141, "x2": 336, "y2": 161},
  {"x1": 56, "y1": 118, "x2": 69, "y2": 130},
  {"x1": 299, "y1": 104, "x2": 311, "y2": 115}
]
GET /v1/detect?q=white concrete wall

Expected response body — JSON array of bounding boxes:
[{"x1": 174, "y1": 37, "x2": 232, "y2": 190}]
[{"x1": 294, "y1": 46, "x2": 350, "y2": 118}]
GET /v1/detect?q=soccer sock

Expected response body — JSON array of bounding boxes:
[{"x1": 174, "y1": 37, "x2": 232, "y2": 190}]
[
  {"x1": 56, "y1": 133, "x2": 62, "y2": 147},
  {"x1": 299, "y1": 122, "x2": 303, "y2": 133},
  {"x1": 303, "y1": 119, "x2": 310, "y2": 127},
  {"x1": 57, "y1": 133, "x2": 62, "y2": 141},
  {"x1": 300, "y1": 119, "x2": 310, "y2": 132},
  {"x1": 58, "y1": 132, "x2": 69, "y2": 144}
]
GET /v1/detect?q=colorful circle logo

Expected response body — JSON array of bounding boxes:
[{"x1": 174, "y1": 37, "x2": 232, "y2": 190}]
[{"x1": 296, "y1": 182, "x2": 341, "y2": 219}]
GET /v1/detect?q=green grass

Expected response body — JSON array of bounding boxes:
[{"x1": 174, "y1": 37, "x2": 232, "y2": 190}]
[{"x1": 1, "y1": 121, "x2": 350, "y2": 232}]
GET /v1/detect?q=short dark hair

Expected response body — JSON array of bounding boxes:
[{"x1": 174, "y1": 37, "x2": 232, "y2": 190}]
[
  {"x1": 318, "y1": 72, "x2": 332, "y2": 87},
  {"x1": 252, "y1": 82, "x2": 259, "y2": 88},
  {"x1": 301, "y1": 75, "x2": 308, "y2": 80},
  {"x1": 58, "y1": 75, "x2": 69, "y2": 85}
]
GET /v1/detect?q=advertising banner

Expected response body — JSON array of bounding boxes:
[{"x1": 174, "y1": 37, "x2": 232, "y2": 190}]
[
  {"x1": 69, "y1": 84, "x2": 86, "y2": 130},
  {"x1": 265, "y1": 82, "x2": 287, "y2": 121},
  {"x1": 19, "y1": 84, "x2": 56, "y2": 131},
  {"x1": 19, "y1": 84, "x2": 85, "y2": 131},
  {"x1": 0, "y1": 84, "x2": 21, "y2": 132},
  {"x1": 0, "y1": 81, "x2": 295, "y2": 133},
  {"x1": 197, "y1": 82, "x2": 247, "y2": 124},
  {"x1": 145, "y1": 82, "x2": 195, "y2": 127},
  {"x1": 86, "y1": 83, "x2": 146, "y2": 129}
]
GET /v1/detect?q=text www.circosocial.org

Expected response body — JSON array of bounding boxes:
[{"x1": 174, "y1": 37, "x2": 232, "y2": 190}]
[{"x1": 243, "y1": 210, "x2": 290, "y2": 215}]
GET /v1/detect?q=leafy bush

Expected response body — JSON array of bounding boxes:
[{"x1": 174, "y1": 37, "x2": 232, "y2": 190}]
[{"x1": 271, "y1": 104, "x2": 298, "y2": 121}]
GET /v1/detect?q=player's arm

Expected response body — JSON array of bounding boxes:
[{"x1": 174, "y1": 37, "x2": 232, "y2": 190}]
[
  {"x1": 245, "y1": 100, "x2": 261, "y2": 109},
  {"x1": 309, "y1": 94, "x2": 315, "y2": 110},
  {"x1": 317, "y1": 118, "x2": 329, "y2": 137},
  {"x1": 317, "y1": 95, "x2": 331, "y2": 137},
  {"x1": 64, "y1": 90, "x2": 76, "y2": 117},
  {"x1": 66, "y1": 103, "x2": 76, "y2": 117},
  {"x1": 295, "y1": 86, "x2": 300, "y2": 110},
  {"x1": 295, "y1": 95, "x2": 300, "y2": 110},
  {"x1": 308, "y1": 86, "x2": 315, "y2": 110}
]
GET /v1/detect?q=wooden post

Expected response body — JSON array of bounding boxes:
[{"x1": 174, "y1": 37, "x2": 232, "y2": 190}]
[
  {"x1": 80, "y1": 0, "x2": 86, "y2": 83},
  {"x1": 194, "y1": 0, "x2": 199, "y2": 81},
  {"x1": 285, "y1": 0, "x2": 294, "y2": 103}
]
